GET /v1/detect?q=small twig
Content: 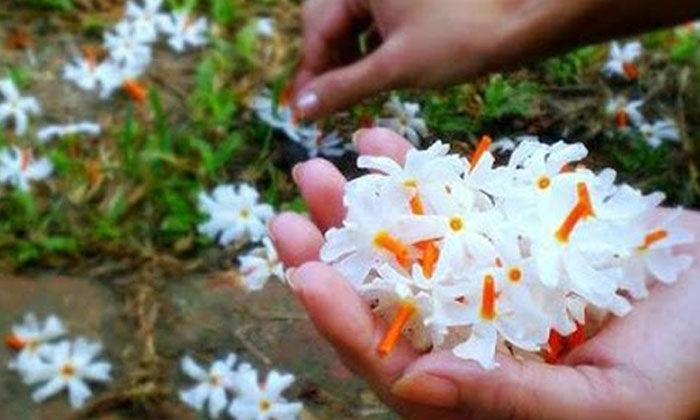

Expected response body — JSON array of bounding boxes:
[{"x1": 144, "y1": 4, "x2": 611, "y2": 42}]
[{"x1": 234, "y1": 326, "x2": 273, "y2": 366}]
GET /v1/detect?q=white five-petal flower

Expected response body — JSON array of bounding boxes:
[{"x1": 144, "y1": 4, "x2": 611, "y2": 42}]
[
  {"x1": 602, "y1": 41, "x2": 642, "y2": 79},
  {"x1": 0, "y1": 147, "x2": 53, "y2": 191},
  {"x1": 0, "y1": 78, "x2": 41, "y2": 135},
  {"x1": 238, "y1": 237, "x2": 285, "y2": 292},
  {"x1": 229, "y1": 369, "x2": 303, "y2": 420},
  {"x1": 639, "y1": 119, "x2": 680, "y2": 148},
  {"x1": 376, "y1": 97, "x2": 429, "y2": 145},
  {"x1": 159, "y1": 12, "x2": 209, "y2": 53},
  {"x1": 180, "y1": 354, "x2": 238, "y2": 418}
]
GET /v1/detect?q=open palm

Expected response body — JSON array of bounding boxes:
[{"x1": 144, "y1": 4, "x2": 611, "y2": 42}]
[{"x1": 270, "y1": 128, "x2": 700, "y2": 420}]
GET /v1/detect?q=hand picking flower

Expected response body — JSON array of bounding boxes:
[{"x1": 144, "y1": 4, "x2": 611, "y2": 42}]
[
  {"x1": 320, "y1": 137, "x2": 694, "y2": 368},
  {"x1": 376, "y1": 97, "x2": 429, "y2": 146},
  {"x1": 5, "y1": 313, "x2": 66, "y2": 375},
  {"x1": 179, "y1": 354, "x2": 239, "y2": 418},
  {"x1": 602, "y1": 41, "x2": 642, "y2": 80},
  {"x1": 0, "y1": 147, "x2": 53, "y2": 191},
  {"x1": 22, "y1": 338, "x2": 112, "y2": 409},
  {"x1": 0, "y1": 78, "x2": 41, "y2": 135},
  {"x1": 238, "y1": 237, "x2": 285, "y2": 292},
  {"x1": 198, "y1": 184, "x2": 275, "y2": 246}
]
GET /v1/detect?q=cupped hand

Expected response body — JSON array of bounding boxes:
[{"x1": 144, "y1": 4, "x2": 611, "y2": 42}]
[{"x1": 269, "y1": 128, "x2": 700, "y2": 420}]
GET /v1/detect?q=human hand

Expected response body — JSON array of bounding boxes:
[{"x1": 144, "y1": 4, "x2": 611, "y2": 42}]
[
  {"x1": 269, "y1": 128, "x2": 700, "y2": 420},
  {"x1": 292, "y1": 0, "x2": 700, "y2": 119}
]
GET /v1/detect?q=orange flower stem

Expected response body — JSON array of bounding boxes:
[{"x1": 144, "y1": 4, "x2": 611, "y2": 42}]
[
  {"x1": 378, "y1": 302, "x2": 415, "y2": 358},
  {"x1": 470, "y1": 135, "x2": 492, "y2": 170}
]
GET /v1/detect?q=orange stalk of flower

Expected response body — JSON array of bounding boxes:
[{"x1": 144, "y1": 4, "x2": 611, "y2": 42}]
[
  {"x1": 470, "y1": 135, "x2": 492, "y2": 170},
  {"x1": 409, "y1": 193, "x2": 425, "y2": 215},
  {"x1": 480, "y1": 274, "x2": 497, "y2": 320},
  {"x1": 555, "y1": 203, "x2": 588, "y2": 243},
  {"x1": 374, "y1": 231, "x2": 412, "y2": 269},
  {"x1": 576, "y1": 182, "x2": 594, "y2": 217},
  {"x1": 545, "y1": 330, "x2": 564, "y2": 364},
  {"x1": 20, "y1": 148, "x2": 31, "y2": 171},
  {"x1": 378, "y1": 302, "x2": 415, "y2": 358},
  {"x1": 637, "y1": 229, "x2": 668, "y2": 250},
  {"x1": 615, "y1": 110, "x2": 628, "y2": 128},
  {"x1": 622, "y1": 62, "x2": 638, "y2": 80},
  {"x1": 4, "y1": 335, "x2": 25, "y2": 351},
  {"x1": 567, "y1": 322, "x2": 586, "y2": 349},
  {"x1": 416, "y1": 240, "x2": 439, "y2": 278},
  {"x1": 122, "y1": 79, "x2": 147, "y2": 103}
]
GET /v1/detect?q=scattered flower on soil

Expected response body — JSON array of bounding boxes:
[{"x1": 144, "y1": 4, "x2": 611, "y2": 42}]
[
  {"x1": 320, "y1": 136, "x2": 694, "y2": 368},
  {"x1": 0, "y1": 77, "x2": 41, "y2": 135},
  {"x1": 5, "y1": 313, "x2": 66, "y2": 375},
  {"x1": 37, "y1": 121, "x2": 101, "y2": 143},
  {"x1": 640, "y1": 119, "x2": 681, "y2": 148},
  {"x1": 376, "y1": 97, "x2": 428, "y2": 146},
  {"x1": 0, "y1": 147, "x2": 53, "y2": 191},
  {"x1": 602, "y1": 41, "x2": 642, "y2": 80},
  {"x1": 238, "y1": 237, "x2": 285, "y2": 292},
  {"x1": 605, "y1": 96, "x2": 644, "y2": 128},
  {"x1": 198, "y1": 184, "x2": 275, "y2": 246},
  {"x1": 179, "y1": 353, "x2": 302, "y2": 420},
  {"x1": 160, "y1": 12, "x2": 210, "y2": 53}
]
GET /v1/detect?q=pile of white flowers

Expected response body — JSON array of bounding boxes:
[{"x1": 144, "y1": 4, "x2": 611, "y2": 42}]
[
  {"x1": 320, "y1": 137, "x2": 694, "y2": 368},
  {"x1": 179, "y1": 353, "x2": 302, "y2": 420},
  {"x1": 4, "y1": 313, "x2": 112, "y2": 408},
  {"x1": 63, "y1": 0, "x2": 208, "y2": 100}
]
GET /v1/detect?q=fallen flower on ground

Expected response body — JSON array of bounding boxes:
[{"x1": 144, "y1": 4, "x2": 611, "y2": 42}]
[
  {"x1": 238, "y1": 237, "x2": 285, "y2": 292},
  {"x1": 198, "y1": 184, "x2": 275, "y2": 246},
  {"x1": 0, "y1": 147, "x2": 53, "y2": 191},
  {"x1": 5, "y1": 313, "x2": 66, "y2": 375},
  {"x1": 229, "y1": 369, "x2": 303, "y2": 420},
  {"x1": 605, "y1": 96, "x2": 644, "y2": 128},
  {"x1": 159, "y1": 12, "x2": 209, "y2": 53},
  {"x1": 639, "y1": 118, "x2": 680, "y2": 148},
  {"x1": 23, "y1": 338, "x2": 112, "y2": 409},
  {"x1": 376, "y1": 97, "x2": 428, "y2": 146},
  {"x1": 180, "y1": 354, "x2": 238, "y2": 418},
  {"x1": 0, "y1": 78, "x2": 41, "y2": 135},
  {"x1": 602, "y1": 41, "x2": 642, "y2": 80},
  {"x1": 37, "y1": 121, "x2": 101, "y2": 143}
]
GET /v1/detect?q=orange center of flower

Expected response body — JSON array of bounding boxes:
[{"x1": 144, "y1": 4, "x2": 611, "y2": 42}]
[
  {"x1": 637, "y1": 229, "x2": 668, "y2": 250},
  {"x1": 494, "y1": 257, "x2": 503, "y2": 267},
  {"x1": 449, "y1": 216, "x2": 464, "y2": 232},
  {"x1": 378, "y1": 301, "x2": 415, "y2": 358},
  {"x1": 4, "y1": 335, "x2": 26, "y2": 351},
  {"x1": 536, "y1": 176, "x2": 551, "y2": 190},
  {"x1": 209, "y1": 374, "x2": 221, "y2": 386},
  {"x1": 409, "y1": 194, "x2": 424, "y2": 215},
  {"x1": 60, "y1": 363, "x2": 75, "y2": 378},
  {"x1": 259, "y1": 399, "x2": 272, "y2": 411},
  {"x1": 373, "y1": 231, "x2": 412, "y2": 269},
  {"x1": 622, "y1": 62, "x2": 638, "y2": 80},
  {"x1": 507, "y1": 267, "x2": 522, "y2": 283},
  {"x1": 480, "y1": 274, "x2": 497, "y2": 321},
  {"x1": 470, "y1": 135, "x2": 492, "y2": 171},
  {"x1": 122, "y1": 79, "x2": 147, "y2": 103},
  {"x1": 416, "y1": 240, "x2": 439, "y2": 278}
]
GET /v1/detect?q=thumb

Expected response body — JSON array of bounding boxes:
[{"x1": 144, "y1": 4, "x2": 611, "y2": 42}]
[
  {"x1": 293, "y1": 37, "x2": 407, "y2": 119},
  {"x1": 391, "y1": 350, "x2": 625, "y2": 420}
]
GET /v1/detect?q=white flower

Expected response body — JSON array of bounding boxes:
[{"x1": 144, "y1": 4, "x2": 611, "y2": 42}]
[
  {"x1": 37, "y1": 121, "x2": 101, "y2": 143},
  {"x1": 376, "y1": 97, "x2": 428, "y2": 145},
  {"x1": 605, "y1": 96, "x2": 644, "y2": 128},
  {"x1": 602, "y1": 41, "x2": 642, "y2": 79},
  {"x1": 104, "y1": 21, "x2": 152, "y2": 73},
  {"x1": 639, "y1": 119, "x2": 680, "y2": 148},
  {"x1": 255, "y1": 18, "x2": 275, "y2": 38},
  {"x1": 24, "y1": 338, "x2": 112, "y2": 409},
  {"x1": 0, "y1": 147, "x2": 53, "y2": 191},
  {"x1": 229, "y1": 369, "x2": 302, "y2": 420},
  {"x1": 180, "y1": 354, "x2": 238, "y2": 418},
  {"x1": 0, "y1": 78, "x2": 41, "y2": 135},
  {"x1": 159, "y1": 12, "x2": 209, "y2": 53},
  {"x1": 298, "y1": 131, "x2": 349, "y2": 158},
  {"x1": 239, "y1": 237, "x2": 285, "y2": 292},
  {"x1": 124, "y1": 0, "x2": 167, "y2": 43},
  {"x1": 198, "y1": 184, "x2": 275, "y2": 246},
  {"x1": 5, "y1": 313, "x2": 66, "y2": 374},
  {"x1": 250, "y1": 90, "x2": 318, "y2": 143},
  {"x1": 620, "y1": 208, "x2": 694, "y2": 298}
]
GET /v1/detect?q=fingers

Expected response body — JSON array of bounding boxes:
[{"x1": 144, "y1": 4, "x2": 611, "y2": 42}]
[
  {"x1": 294, "y1": 38, "x2": 406, "y2": 119},
  {"x1": 289, "y1": 261, "x2": 419, "y2": 381},
  {"x1": 292, "y1": 158, "x2": 347, "y2": 232},
  {"x1": 269, "y1": 212, "x2": 324, "y2": 267},
  {"x1": 392, "y1": 350, "x2": 624, "y2": 420},
  {"x1": 353, "y1": 127, "x2": 414, "y2": 165}
]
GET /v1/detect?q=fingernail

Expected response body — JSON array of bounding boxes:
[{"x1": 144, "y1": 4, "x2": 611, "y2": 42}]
[
  {"x1": 291, "y1": 163, "x2": 304, "y2": 185},
  {"x1": 392, "y1": 372, "x2": 460, "y2": 408},
  {"x1": 285, "y1": 267, "x2": 300, "y2": 294},
  {"x1": 351, "y1": 128, "x2": 370, "y2": 148},
  {"x1": 295, "y1": 91, "x2": 318, "y2": 118}
]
